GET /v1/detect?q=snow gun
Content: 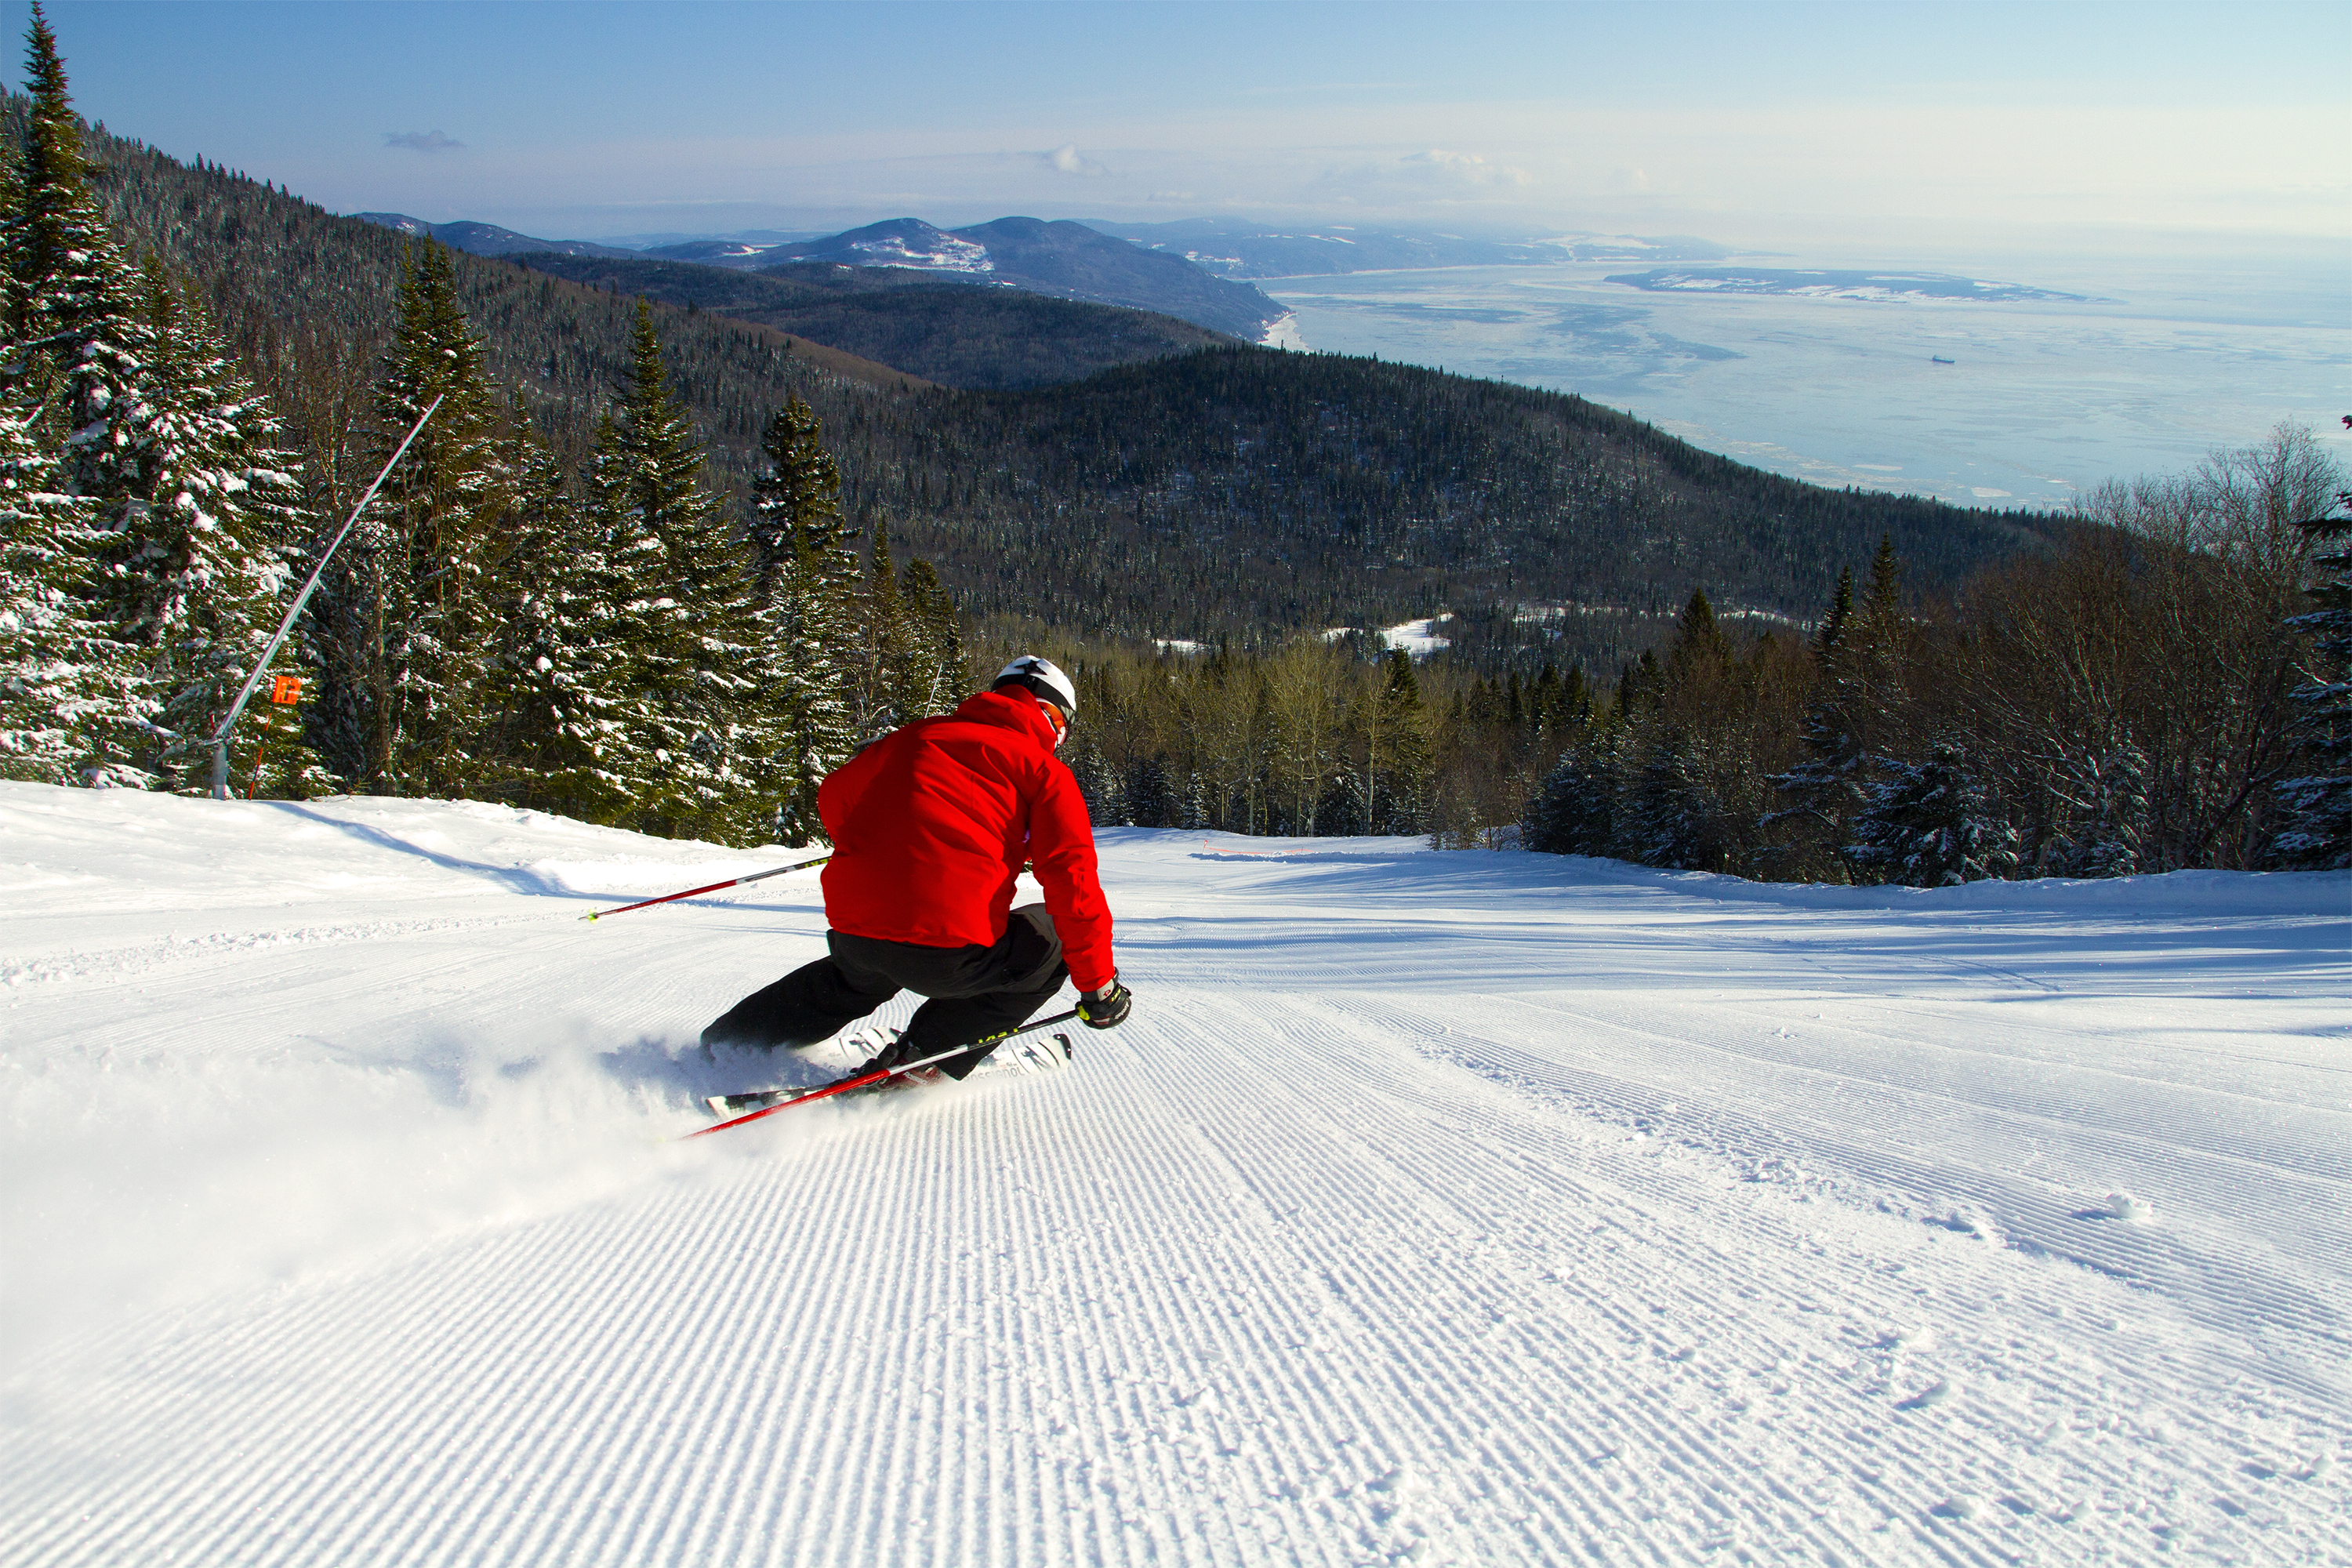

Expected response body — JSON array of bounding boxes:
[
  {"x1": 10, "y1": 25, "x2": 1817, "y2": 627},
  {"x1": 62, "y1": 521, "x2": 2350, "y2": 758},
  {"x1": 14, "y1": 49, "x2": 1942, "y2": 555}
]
[
  {"x1": 203, "y1": 395, "x2": 444, "y2": 799},
  {"x1": 580, "y1": 853, "x2": 833, "y2": 922}
]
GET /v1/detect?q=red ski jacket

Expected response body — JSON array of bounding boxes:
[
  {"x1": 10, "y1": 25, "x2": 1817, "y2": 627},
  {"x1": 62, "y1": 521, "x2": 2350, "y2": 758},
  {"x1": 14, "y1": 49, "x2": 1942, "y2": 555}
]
[{"x1": 817, "y1": 688, "x2": 1116, "y2": 991}]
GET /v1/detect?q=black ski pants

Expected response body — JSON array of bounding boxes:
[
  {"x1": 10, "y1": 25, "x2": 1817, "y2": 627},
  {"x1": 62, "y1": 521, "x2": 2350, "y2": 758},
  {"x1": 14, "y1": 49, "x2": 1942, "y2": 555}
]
[{"x1": 700, "y1": 903, "x2": 1067, "y2": 1080}]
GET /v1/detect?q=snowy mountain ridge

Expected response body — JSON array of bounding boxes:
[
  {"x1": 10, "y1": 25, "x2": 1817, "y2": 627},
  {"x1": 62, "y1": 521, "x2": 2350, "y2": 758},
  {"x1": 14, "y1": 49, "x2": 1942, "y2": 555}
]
[
  {"x1": 2, "y1": 782, "x2": 2344, "y2": 1563},
  {"x1": 652, "y1": 215, "x2": 1287, "y2": 339},
  {"x1": 351, "y1": 212, "x2": 638, "y2": 260}
]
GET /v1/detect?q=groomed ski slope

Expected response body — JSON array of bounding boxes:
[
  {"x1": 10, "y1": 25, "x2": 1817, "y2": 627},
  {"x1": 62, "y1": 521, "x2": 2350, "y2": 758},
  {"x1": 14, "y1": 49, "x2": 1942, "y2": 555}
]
[{"x1": 1, "y1": 782, "x2": 2345, "y2": 1566}]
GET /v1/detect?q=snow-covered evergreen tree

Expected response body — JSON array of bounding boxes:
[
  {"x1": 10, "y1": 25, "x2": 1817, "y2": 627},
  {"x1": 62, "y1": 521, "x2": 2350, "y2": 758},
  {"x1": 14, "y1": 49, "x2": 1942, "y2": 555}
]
[
  {"x1": 748, "y1": 395, "x2": 846, "y2": 602},
  {"x1": 588, "y1": 301, "x2": 768, "y2": 840},
  {"x1": 129, "y1": 267, "x2": 325, "y2": 794},
  {"x1": 2041, "y1": 741, "x2": 2149, "y2": 877},
  {"x1": 2274, "y1": 492, "x2": 2352, "y2": 868},
  {"x1": 1125, "y1": 753, "x2": 1175, "y2": 828},
  {"x1": 325, "y1": 242, "x2": 509, "y2": 795},
  {"x1": 1066, "y1": 735, "x2": 1127, "y2": 826},
  {"x1": 477, "y1": 412, "x2": 639, "y2": 822},
  {"x1": 1523, "y1": 734, "x2": 1621, "y2": 857},
  {"x1": 0, "y1": 16, "x2": 318, "y2": 795},
  {"x1": 893, "y1": 556, "x2": 967, "y2": 721},
  {"x1": 1621, "y1": 735, "x2": 1729, "y2": 870},
  {"x1": 1846, "y1": 741, "x2": 2018, "y2": 887},
  {"x1": 0, "y1": 387, "x2": 146, "y2": 784},
  {"x1": 2, "y1": 5, "x2": 130, "y2": 415},
  {"x1": 849, "y1": 514, "x2": 909, "y2": 739},
  {"x1": 1178, "y1": 770, "x2": 1210, "y2": 832},
  {"x1": 746, "y1": 396, "x2": 858, "y2": 845},
  {"x1": 1763, "y1": 565, "x2": 1861, "y2": 877}
]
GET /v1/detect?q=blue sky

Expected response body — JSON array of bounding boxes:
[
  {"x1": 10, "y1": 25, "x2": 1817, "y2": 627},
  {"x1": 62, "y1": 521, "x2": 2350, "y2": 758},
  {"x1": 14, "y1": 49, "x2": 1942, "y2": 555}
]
[{"x1": 49, "y1": 2, "x2": 2349, "y2": 251}]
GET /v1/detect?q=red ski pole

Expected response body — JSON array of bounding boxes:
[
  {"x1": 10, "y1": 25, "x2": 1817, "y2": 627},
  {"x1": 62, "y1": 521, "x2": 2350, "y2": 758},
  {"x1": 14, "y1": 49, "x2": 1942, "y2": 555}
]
[
  {"x1": 580, "y1": 853, "x2": 831, "y2": 922},
  {"x1": 686, "y1": 1009, "x2": 1083, "y2": 1139}
]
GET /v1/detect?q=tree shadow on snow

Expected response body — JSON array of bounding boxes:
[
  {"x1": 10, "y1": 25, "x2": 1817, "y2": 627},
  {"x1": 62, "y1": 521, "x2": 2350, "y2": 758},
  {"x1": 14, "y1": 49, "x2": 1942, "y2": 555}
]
[{"x1": 263, "y1": 802, "x2": 586, "y2": 901}]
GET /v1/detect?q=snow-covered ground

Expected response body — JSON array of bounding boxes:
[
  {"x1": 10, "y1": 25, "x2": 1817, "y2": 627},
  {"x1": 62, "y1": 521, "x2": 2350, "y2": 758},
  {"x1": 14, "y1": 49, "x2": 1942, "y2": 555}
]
[
  {"x1": 1259, "y1": 311, "x2": 1308, "y2": 351},
  {"x1": 1378, "y1": 615, "x2": 1452, "y2": 658},
  {"x1": 2, "y1": 782, "x2": 2345, "y2": 1565}
]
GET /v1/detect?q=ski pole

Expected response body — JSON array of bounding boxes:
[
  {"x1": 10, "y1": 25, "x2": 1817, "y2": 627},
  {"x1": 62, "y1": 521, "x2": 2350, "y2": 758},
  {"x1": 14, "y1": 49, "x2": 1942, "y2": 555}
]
[
  {"x1": 580, "y1": 853, "x2": 833, "y2": 922},
  {"x1": 687, "y1": 1008, "x2": 1083, "y2": 1140}
]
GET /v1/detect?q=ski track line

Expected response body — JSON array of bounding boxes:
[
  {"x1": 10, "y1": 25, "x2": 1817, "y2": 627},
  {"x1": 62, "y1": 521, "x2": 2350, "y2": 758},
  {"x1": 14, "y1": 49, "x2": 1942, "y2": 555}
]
[
  {"x1": 1214, "y1": 987, "x2": 2352, "y2": 1552},
  {"x1": 5, "y1": 1015, "x2": 2343, "y2": 1565},
  {"x1": 1361, "y1": 991, "x2": 2352, "y2": 1381},
  {"x1": 1181, "y1": 1004, "x2": 2017, "y2": 1565},
  {"x1": 1320, "y1": 989, "x2": 2352, "y2": 1421}
]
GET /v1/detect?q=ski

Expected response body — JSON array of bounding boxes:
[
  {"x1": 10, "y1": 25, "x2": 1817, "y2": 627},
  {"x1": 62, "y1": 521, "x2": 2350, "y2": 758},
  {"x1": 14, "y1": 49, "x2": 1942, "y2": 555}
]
[
  {"x1": 701, "y1": 1028, "x2": 1073, "y2": 1117},
  {"x1": 691, "y1": 1029, "x2": 1073, "y2": 1114},
  {"x1": 686, "y1": 1011, "x2": 1080, "y2": 1139}
]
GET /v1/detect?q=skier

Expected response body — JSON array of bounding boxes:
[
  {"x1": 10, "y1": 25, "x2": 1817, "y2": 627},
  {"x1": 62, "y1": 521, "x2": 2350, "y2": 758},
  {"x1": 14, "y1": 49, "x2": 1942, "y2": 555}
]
[{"x1": 701, "y1": 654, "x2": 1131, "y2": 1087}]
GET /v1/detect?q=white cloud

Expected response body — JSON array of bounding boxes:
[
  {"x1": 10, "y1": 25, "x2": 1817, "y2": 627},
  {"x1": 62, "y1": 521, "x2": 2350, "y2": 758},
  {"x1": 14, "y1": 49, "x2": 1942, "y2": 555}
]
[
  {"x1": 384, "y1": 130, "x2": 465, "y2": 154},
  {"x1": 1394, "y1": 148, "x2": 1529, "y2": 187},
  {"x1": 1035, "y1": 143, "x2": 1109, "y2": 176}
]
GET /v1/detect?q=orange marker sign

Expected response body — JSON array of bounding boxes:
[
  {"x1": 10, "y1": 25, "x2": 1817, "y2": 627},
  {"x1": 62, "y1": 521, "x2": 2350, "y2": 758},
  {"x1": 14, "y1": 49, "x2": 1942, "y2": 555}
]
[{"x1": 269, "y1": 675, "x2": 304, "y2": 706}]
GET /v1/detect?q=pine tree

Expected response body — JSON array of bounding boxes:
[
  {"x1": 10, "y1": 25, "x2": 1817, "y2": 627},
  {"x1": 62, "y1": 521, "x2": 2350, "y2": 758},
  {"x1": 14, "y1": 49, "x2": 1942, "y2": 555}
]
[
  {"x1": 3, "y1": 5, "x2": 131, "y2": 405},
  {"x1": 1765, "y1": 564, "x2": 1863, "y2": 878},
  {"x1": 1663, "y1": 586, "x2": 1731, "y2": 692},
  {"x1": 4, "y1": 12, "x2": 167, "y2": 652},
  {"x1": 850, "y1": 514, "x2": 908, "y2": 738},
  {"x1": 2274, "y1": 492, "x2": 2352, "y2": 868},
  {"x1": 329, "y1": 242, "x2": 509, "y2": 795},
  {"x1": 0, "y1": 387, "x2": 146, "y2": 784},
  {"x1": 1125, "y1": 752, "x2": 1174, "y2": 827},
  {"x1": 588, "y1": 300, "x2": 768, "y2": 840},
  {"x1": 0, "y1": 13, "x2": 161, "y2": 786},
  {"x1": 130, "y1": 267, "x2": 325, "y2": 794},
  {"x1": 1066, "y1": 732, "x2": 1127, "y2": 826},
  {"x1": 748, "y1": 395, "x2": 845, "y2": 601},
  {"x1": 1846, "y1": 740, "x2": 2017, "y2": 887},
  {"x1": 1621, "y1": 735, "x2": 1729, "y2": 870},
  {"x1": 893, "y1": 555, "x2": 967, "y2": 720},
  {"x1": 1765, "y1": 546, "x2": 1917, "y2": 880},
  {"x1": 1363, "y1": 648, "x2": 1430, "y2": 833},
  {"x1": 1812, "y1": 564, "x2": 1853, "y2": 663},
  {"x1": 1522, "y1": 730, "x2": 1622, "y2": 857},
  {"x1": 477, "y1": 409, "x2": 637, "y2": 821},
  {"x1": 745, "y1": 395, "x2": 858, "y2": 844},
  {"x1": 2043, "y1": 741, "x2": 2150, "y2": 877}
]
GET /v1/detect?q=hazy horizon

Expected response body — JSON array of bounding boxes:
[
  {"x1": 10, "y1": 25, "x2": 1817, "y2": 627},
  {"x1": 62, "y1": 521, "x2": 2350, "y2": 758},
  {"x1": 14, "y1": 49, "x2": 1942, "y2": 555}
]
[{"x1": 54, "y1": 2, "x2": 2347, "y2": 263}]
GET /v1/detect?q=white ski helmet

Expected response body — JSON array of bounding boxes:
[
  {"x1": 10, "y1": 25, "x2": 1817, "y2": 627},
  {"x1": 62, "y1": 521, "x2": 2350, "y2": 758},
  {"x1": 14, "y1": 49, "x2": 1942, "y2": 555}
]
[{"x1": 993, "y1": 654, "x2": 1078, "y2": 720}]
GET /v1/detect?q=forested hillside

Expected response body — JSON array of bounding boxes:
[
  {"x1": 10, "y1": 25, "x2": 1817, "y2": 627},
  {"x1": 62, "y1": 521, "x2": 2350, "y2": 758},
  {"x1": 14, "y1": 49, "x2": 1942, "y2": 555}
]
[
  {"x1": 506, "y1": 252, "x2": 1233, "y2": 390},
  {"x1": 65, "y1": 98, "x2": 2065, "y2": 663},
  {"x1": 6, "y1": 29, "x2": 2343, "y2": 879}
]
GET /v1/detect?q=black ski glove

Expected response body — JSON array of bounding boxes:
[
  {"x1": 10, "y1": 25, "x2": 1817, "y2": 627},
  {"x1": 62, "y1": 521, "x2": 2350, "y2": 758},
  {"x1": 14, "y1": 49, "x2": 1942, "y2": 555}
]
[{"x1": 1078, "y1": 979, "x2": 1132, "y2": 1029}]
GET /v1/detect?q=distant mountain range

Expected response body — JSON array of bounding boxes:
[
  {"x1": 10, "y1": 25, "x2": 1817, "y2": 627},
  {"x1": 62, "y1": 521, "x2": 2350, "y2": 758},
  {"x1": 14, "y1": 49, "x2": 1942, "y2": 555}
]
[
  {"x1": 352, "y1": 212, "x2": 1757, "y2": 339},
  {"x1": 499, "y1": 252, "x2": 1235, "y2": 390},
  {"x1": 645, "y1": 216, "x2": 1287, "y2": 340},
  {"x1": 118, "y1": 150, "x2": 2058, "y2": 654},
  {"x1": 1079, "y1": 220, "x2": 1739, "y2": 278},
  {"x1": 358, "y1": 212, "x2": 1287, "y2": 340},
  {"x1": 352, "y1": 214, "x2": 638, "y2": 260}
]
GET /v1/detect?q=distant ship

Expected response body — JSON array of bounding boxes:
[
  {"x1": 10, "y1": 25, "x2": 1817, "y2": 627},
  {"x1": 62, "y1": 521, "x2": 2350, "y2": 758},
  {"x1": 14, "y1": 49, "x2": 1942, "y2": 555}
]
[{"x1": 1930, "y1": 354, "x2": 1956, "y2": 364}]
